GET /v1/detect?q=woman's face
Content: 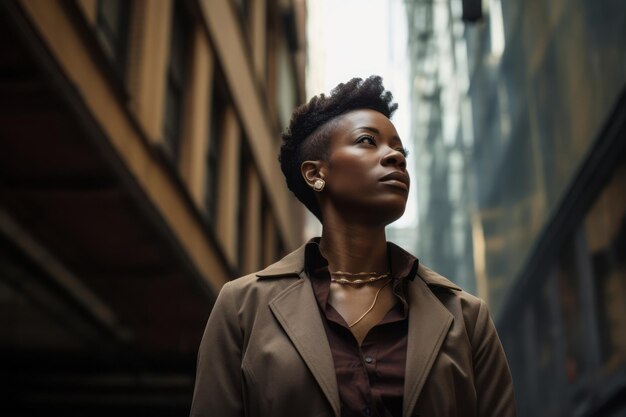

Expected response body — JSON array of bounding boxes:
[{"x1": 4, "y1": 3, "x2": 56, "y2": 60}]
[{"x1": 319, "y1": 109, "x2": 410, "y2": 226}]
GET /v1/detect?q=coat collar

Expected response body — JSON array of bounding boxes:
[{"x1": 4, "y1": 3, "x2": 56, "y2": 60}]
[
  {"x1": 260, "y1": 240, "x2": 461, "y2": 417},
  {"x1": 416, "y1": 263, "x2": 462, "y2": 291}
]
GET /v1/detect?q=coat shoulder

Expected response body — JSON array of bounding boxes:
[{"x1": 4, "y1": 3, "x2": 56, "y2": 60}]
[
  {"x1": 223, "y1": 271, "x2": 262, "y2": 290},
  {"x1": 417, "y1": 263, "x2": 484, "y2": 307},
  {"x1": 220, "y1": 270, "x2": 300, "y2": 302},
  {"x1": 417, "y1": 264, "x2": 489, "y2": 334},
  {"x1": 216, "y1": 263, "x2": 303, "y2": 319}
]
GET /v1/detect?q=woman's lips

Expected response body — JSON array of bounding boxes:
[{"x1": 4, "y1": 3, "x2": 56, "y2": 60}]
[
  {"x1": 379, "y1": 172, "x2": 410, "y2": 191},
  {"x1": 380, "y1": 179, "x2": 409, "y2": 191}
]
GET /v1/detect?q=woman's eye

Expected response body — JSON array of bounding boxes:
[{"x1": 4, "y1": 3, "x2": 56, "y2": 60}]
[{"x1": 357, "y1": 135, "x2": 376, "y2": 146}]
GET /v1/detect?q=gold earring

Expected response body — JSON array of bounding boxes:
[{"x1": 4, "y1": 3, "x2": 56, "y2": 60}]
[{"x1": 312, "y1": 179, "x2": 325, "y2": 191}]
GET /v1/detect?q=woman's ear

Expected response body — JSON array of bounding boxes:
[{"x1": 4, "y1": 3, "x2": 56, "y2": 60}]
[{"x1": 301, "y1": 160, "x2": 324, "y2": 188}]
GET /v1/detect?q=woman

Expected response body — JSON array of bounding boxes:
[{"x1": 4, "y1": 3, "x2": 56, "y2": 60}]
[{"x1": 190, "y1": 76, "x2": 516, "y2": 417}]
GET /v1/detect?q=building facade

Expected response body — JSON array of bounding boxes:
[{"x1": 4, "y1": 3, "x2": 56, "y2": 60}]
[
  {"x1": 0, "y1": 0, "x2": 305, "y2": 414},
  {"x1": 404, "y1": 0, "x2": 626, "y2": 415},
  {"x1": 403, "y1": 0, "x2": 478, "y2": 295},
  {"x1": 468, "y1": 1, "x2": 626, "y2": 416}
]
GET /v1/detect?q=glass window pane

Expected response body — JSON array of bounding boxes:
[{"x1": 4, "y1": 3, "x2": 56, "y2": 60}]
[
  {"x1": 205, "y1": 76, "x2": 227, "y2": 222},
  {"x1": 162, "y1": 2, "x2": 189, "y2": 164},
  {"x1": 585, "y1": 162, "x2": 626, "y2": 376},
  {"x1": 95, "y1": 0, "x2": 131, "y2": 74},
  {"x1": 557, "y1": 240, "x2": 587, "y2": 382}
]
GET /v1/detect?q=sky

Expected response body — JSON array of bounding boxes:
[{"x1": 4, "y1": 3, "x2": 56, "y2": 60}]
[{"x1": 305, "y1": 0, "x2": 417, "y2": 236}]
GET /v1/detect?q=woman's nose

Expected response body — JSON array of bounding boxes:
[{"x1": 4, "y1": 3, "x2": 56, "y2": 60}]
[{"x1": 381, "y1": 148, "x2": 406, "y2": 169}]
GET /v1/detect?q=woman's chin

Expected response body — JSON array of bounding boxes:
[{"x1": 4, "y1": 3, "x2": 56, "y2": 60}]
[{"x1": 372, "y1": 201, "x2": 407, "y2": 226}]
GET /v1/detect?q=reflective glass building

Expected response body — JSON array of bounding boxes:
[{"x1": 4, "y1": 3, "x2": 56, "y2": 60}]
[{"x1": 404, "y1": 0, "x2": 626, "y2": 415}]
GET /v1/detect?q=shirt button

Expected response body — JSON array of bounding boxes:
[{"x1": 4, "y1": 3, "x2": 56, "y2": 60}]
[{"x1": 364, "y1": 356, "x2": 373, "y2": 364}]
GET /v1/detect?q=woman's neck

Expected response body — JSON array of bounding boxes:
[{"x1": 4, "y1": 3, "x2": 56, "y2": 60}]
[{"x1": 319, "y1": 223, "x2": 388, "y2": 274}]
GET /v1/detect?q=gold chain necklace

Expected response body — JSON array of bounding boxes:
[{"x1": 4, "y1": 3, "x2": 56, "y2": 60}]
[
  {"x1": 345, "y1": 279, "x2": 391, "y2": 328},
  {"x1": 329, "y1": 270, "x2": 390, "y2": 286},
  {"x1": 330, "y1": 273, "x2": 390, "y2": 285}
]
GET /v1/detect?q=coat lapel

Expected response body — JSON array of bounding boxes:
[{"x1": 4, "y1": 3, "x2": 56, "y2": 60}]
[
  {"x1": 259, "y1": 244, "x2": 461, "y2": 417},
  {"x1": 403, "y1": 264, "x2": 458, "y2": 416},
  {"x1": 259, "y1": 244, "x2": 341, "y2": 417}
]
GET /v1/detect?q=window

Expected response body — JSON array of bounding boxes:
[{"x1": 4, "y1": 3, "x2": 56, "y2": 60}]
[
  {"x1": 556, "y1": 239, "x2": 588, "y2": 383},
  {"x1": 262, "y1": 203, "x2": 276, "y2": 266},
  {"x1": 162, "y1": 3, "x2": 190, "y2": 163},
  {"x1": 95, "y1": 0, "x2": 131, "y2": 75},
  {"x1": 205, "y1": 73, "x2": 227, "y2": 223},
  {"x1": 237, "y1": 145, "x2": 252, "y2": 270},
  {"x1": 531, "y1": 276, "x2": 559, "y2": 409},
  {"x1": 232, "y1": 0, "x2": 251, "y2": 28},
  {"x1": 585, "y1": 160, "x2": 626, "y2": 377},
  {"x1": 276, "y1": 234, "x2": 285, "y2": 260}
]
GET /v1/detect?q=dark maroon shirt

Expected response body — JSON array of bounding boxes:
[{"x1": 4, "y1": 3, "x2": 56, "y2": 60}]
[{"x1": 305, "y1": 241, "x2": 418, "y2": 417}]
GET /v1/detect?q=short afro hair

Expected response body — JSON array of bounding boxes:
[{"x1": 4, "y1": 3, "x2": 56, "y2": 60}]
[{"x1": 279, "y1": 75, "x2": 398, "y2": 220}]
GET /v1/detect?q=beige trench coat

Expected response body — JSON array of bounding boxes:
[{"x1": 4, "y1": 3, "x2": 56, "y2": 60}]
[{"x1": 190, "y1": 243, "x2": 516, "y2": 417}]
